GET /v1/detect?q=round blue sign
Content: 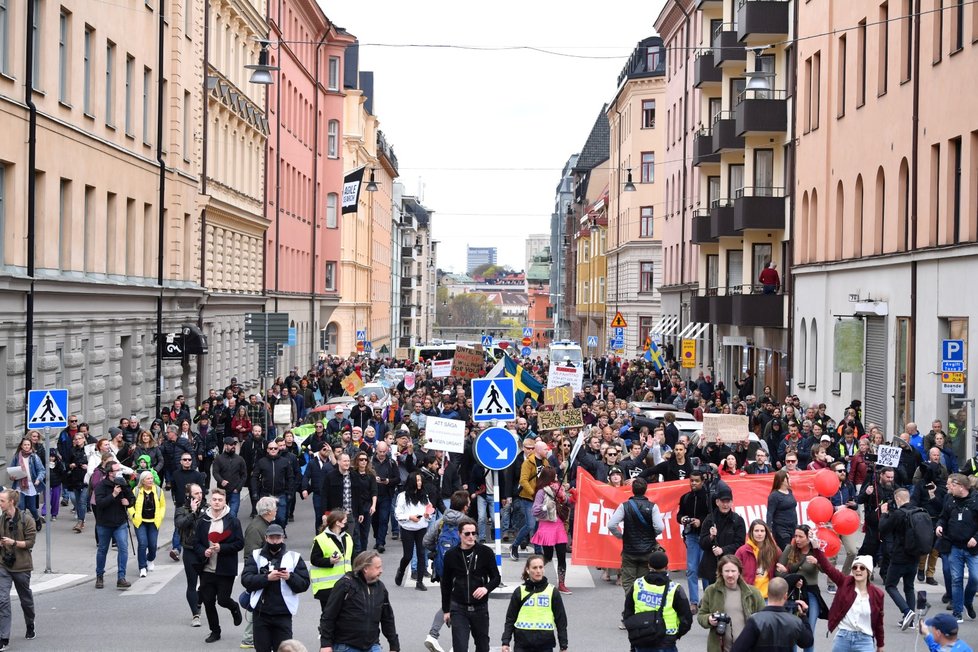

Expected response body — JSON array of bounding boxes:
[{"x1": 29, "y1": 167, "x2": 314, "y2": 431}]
[
  {"x1": 520, "y1": 346, "x2": 532, "y2": 357},
  {"x1": 474, "y1": 427, "x2": 520, "y2": 471}
]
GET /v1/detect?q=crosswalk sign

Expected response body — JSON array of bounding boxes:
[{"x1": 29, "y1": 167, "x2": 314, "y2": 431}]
[
  {"x1": 27, "y1": 389, "x2": 69, "y2": 429},
  {"x1": 587, "y1": 335, "x2": 598, "y2": 348},
  {"x1": 522, "y1": 327, "x2": 532, "y2": 338},
  {"x1": 481, "y1": 334, "x2": 493, "y2": 348},
  {"x1": 471, "y1": 377, "x2": 516, "y2": 422}
]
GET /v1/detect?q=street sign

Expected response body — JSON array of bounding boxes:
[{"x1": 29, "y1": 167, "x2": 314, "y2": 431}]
[
  {"x1": 610, "y1": 311, "x2": 628, "y2": 328},
  {"x1": 612, "y1": 327, "x2": 624, "y2": 339},
  {"x1": 160, "y1": 332, "x2": 184, "y2": 359},
  {"x1": 364, "y1": 341, "x2": 372, "y2": 353},
  {"x1": 425, "y1": 416, "x2": 465, "y2": 454},
  {"x1": 681, "y1": 338, "x2": 696, "y2": 368},
  {"x1": 587, "y1": 335, "x2": 598, "y2": 348},
  {"x1": 27, "y1": 389, "x2": 69, "y2": 429},
  {"x1": 611, "y1": 337, "x2": 624, "y2": 349},
  {"x1": 942, "y1": 382, "x2": 965, "y2": 394},
  {"x1": 474, "y1": 426, "x2": 520, "y2": 471},
  {"x1": 942, "y1": 339, "x2": 965, "y2": 372},
  {"x1": 356, "y1": 330, "x2": 366, "y2": 342},
  {"x1": 520, "y1": 346, "x2": 532, "y2": 357},
  {"x1": 942, "y1": 372, "x2": 965, "y2": 383},
  {"x1": 521, "y1": 337, "x2": 532, "y2": 347},
  {"x1": 522, "y1": 327, "x2": 533, "y2": 338},
  {"x1": 287, "y1": 327, "x2": 297, "y2": 347},
  {"x1": 472, "y1": 377, "x2": 516, "y2": 422},
  {"x1": 481, "y1": 334, "x2": 494, "y2": 348},
  {"x1": 244, "y1": 312, "x2": 290, "y2": 344}
]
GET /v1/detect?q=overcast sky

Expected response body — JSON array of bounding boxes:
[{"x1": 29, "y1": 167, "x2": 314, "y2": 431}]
[{"x1": 325, "y1": 0, "x2": 667, "y2": 273}]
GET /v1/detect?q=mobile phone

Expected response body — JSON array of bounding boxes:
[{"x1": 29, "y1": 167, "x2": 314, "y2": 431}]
[{"x1": 277, "y1": 567, "x2": 287, "y2": 572}]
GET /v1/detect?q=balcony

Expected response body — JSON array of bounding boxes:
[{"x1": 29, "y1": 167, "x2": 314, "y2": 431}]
[
  {"x1": 731, "y1": 288, "x2": 786, "y2": 328},
  {"x1": 733, "y1": 187, "x2": 786, "y2": 231},
  {"x1": 691, "y1": 294, "x2": 711, "y2": 323},
  {"x1": 399, "y1": 306, "x2": 418, "y2": 319},
  {"x1": 712, "y1": 112, "x2": 744, "y2": 153},
  {"x1": 691, "y1": 210, "x2": 717, "y2": 245},
  {"x1": 709, "y1": 199, "x2": 739, "y2": 239},
  {"x1": 736, "y1": 0, "x2": 790, "y2": 45},
  {"x1": 735, "y1": 89, "x2": 787, "y2": 136},
  {"x1": 398, "y1": 336, "x2": 413, "y2": 348},
  {"x1": 693, "y1": 128, "x2": 720, "y2": 166},
  {"x1": 711, "y1": 293, "x2": 733, "y2": 325},
  {"x1": 399, "y1": 276, "x2": 416, "y2": 290},
  {"x1": 695, "y1": 0, "x2": 722, "y2": 8},
  {"x1": 400, "y1": 246, "x2": 415, "y2": 259},
  {"x1": 712, "y1": 24, "x2": 746, "y2": 67},
  {"x1": 693, "y1": 51, "x2": 722, "y2": 88}
]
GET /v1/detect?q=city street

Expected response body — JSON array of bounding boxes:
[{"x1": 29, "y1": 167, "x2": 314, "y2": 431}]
[{"x1": 11, "y1": 493, "x2": 972, "y2": 651}]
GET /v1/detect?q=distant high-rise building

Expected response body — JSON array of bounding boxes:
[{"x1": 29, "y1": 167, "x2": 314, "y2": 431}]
[
  {"x1": 525, "y1": 234, "x2": 549, "y2": 272},
  {"x1": 466, "y1": 246, "x2": 497, "y2": 273}
]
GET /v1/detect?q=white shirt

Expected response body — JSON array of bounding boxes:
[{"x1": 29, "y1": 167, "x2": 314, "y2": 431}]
[{"x1": 838, "y1": 591, "x2": 873, "y2": 637}]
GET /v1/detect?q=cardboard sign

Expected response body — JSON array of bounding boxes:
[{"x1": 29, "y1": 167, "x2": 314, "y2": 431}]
[
  {"x1": 451, "y1": 345, "x2": 484, "y2": 379},
  {"x1": 537, "y1": 408, "x2": 585, "y2": 431},
  {"x1": 547, "y1": 364, "x2": 583, "y2": 392},
  {"x1": 876, "y1": 445, "x2": 902, "y2": 468},
  {"x1": 543, "y1": 384, "x2": 573, "y2": 407},
  {"x1": 342, "y1": 372, "x2": 364, "y2": 396},
  {"x1": 431, "y1": 359, "x2": 453, "y2": 378},
  {"x1": 424, "y1": 416, "x2": 465, "y2": 454},
  {"x1": 404, "y1": 372, "x2": 416, "y2": 390},
  {"x1": 701, "y1": 414, "x2": 750, "y2": 443}
]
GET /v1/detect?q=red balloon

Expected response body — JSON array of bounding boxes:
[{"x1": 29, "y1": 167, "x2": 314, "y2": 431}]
[
  {"x1": 817, "y1": 528, "x2": 841, "y2": 557},
  {"x1": 807, "y1": 496, "x2": 834, "y2": 524},
  {"x1": 831, "y1": 508, "x2": 860, "y2": 536},
  {"x1": 814, "y1": 468, "x2": 841, "y2": 498}
]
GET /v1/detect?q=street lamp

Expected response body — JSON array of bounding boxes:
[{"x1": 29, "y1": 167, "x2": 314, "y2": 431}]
[
  {"x1": 365, "y1": 168, "x2": 379, "y2": 192},
  {"x1": 622, "y1": 168, "x2": 637, "y2": 192},
  {"x1": 245, "y1": 42, "x2": 278, "y2": 85}
]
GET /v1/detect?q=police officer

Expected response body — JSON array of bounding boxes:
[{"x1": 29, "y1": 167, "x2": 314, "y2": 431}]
[
  {"x1": 309, "y1": 509, "x2": 354, "y2": 615},
  {"x1": 500, "y1": 554, "x2": 568, "y2": 652},
  {"x1": 623, "y1": 550, "x2": 692, "y2": 652}
]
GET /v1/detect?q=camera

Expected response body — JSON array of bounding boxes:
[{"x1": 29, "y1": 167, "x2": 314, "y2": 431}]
[
  {"x1": 111, "y1": 475, "x2": 128, "y2": 487},
  {"x1": 713, "y1": 612, "x2": 731, "y2": 636},
  {"x1": 680, "y1": 516, "x2": 692, "y2": 525},
  {"x1": 1, "y1": 550, "x2": 15, "y2": 568}
]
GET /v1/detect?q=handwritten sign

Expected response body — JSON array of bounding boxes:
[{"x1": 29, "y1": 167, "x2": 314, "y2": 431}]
[
  {"x1": 543, "y1": 385, "x2": 573, "y2": 407},
  {"x1": 547, "y1": 364, "x2": 584, "y2": 392},
  {"x1": 876, "y1": 445, "x2": 902, "y2": 468},
  {"x1": 701, "y1": 414, "x2": 750, "y2": 443},
  {"x1": 537, "y1": 408, "x2": 585, "y2": 432},
  {"x1": 451, "y1": 345, "x2": 484, "y2": 379},
  {"x1": 431, "y1": 359, "x2": 453, "y2": 378},
  {"x1": 425, "y1": 416, "x2": 465, "y2": 454},
  {"x1": 342, "y1": 371, "x2": 364, "y2": 396}
]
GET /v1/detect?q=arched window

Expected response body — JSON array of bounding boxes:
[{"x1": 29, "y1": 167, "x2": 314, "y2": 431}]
[
  {"x1": 834, "y1": 180, "x2": 845, "y2": 259},
  {"x1": 874, "y1": 166, "x2": 885, "y2": 254},
  {"x1": 897, "y1": 158, "x2": 909, "y2": 251},
  {"x1": 799, "y1": 192, "x2": 809, "y2": 264},
  {"x1": 799, "y1": 318, "x2": 808, "y2": 385},
  {"x1": 809, "y1": 189, "x2": 819, "y2": 262},
  {"x1": 854, "y1": 174, "x2": 864, "y2": 256}
]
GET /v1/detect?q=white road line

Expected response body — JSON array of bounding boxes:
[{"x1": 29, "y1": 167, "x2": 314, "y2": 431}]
[
  {"x1": 122, "y1": 564, "x2": 185, "y2": 596},
  {"x1": 11, "y1": 573, "x2": 87, "y2": 596}
]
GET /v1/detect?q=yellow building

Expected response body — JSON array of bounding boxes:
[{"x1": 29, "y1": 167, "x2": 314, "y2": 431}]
[{"x1": 574, "y1": 188, "x2": 609, "y2": 355}]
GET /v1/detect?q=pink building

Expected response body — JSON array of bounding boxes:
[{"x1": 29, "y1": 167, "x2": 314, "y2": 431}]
[{"x1": 265, "y1": 0, "x2": 354, "y2": 365}]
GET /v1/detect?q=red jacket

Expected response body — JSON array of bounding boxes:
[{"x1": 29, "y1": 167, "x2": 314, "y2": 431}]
[
  {"x1": 735, "y1": 540, "x2": 780, "y2": 593},
  {"x1": 812, "y1": 548, "x2": 884, "y2": 648}
]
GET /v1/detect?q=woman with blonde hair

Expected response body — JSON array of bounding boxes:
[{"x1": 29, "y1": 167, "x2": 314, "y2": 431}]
[
  {"x1": 129, "y1": 470, "x2": 166, "y2": 578},
  {"x1": 735, "y1": 519, "x2": 781, "y2": 598}
]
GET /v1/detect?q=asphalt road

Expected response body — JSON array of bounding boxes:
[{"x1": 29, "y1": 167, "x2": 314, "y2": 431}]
[{"x1": 10, "y1": 495, "x2": 976, "y2": 651}]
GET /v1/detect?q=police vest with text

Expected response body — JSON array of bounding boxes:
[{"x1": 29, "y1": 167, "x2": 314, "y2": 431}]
[
  {"x1": 309, "y1": 530, "x2": 353, "y2": 596},
  {"x1": 631, "y1": 578, "x2": 679, "y2": 636},
  {"x1": 515, "y1": 585, "x2": 556, "y2": 631}
]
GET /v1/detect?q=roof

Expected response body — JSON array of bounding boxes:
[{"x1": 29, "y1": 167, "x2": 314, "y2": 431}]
[
  {"x1": 574, "y1": 106, "x2": 610, "y2": 172},
  {"x1": 481, "y1": 292, "x2": 529, "y2": 307},
  {"x1": 527, "y1": 260, "x2": 551, "y2": 283}
]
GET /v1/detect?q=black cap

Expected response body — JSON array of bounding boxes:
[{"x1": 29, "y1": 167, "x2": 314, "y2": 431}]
[
  {"x1": 223, "y1": 437, "x2": 237, "y2": 446},
  {"x1": 715, "y1": 487, "x2": 733, "y2": 501}
]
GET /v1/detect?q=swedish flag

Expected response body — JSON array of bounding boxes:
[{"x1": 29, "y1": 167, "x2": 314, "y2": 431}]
[
  {"x1": 503, "y1": 356, "x2": 543, "y2": 406},
  {"x1": 644, "y1": 337, "x2": 665, "y2": 372}
]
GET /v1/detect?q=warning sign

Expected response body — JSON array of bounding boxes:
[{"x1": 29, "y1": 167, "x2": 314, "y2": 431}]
[{"x1": 610, "y1": 311, "x2": 628, "y2": 328}]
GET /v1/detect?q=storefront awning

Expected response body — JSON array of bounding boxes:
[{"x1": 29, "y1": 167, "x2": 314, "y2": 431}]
[
  {"x1": 651, "y1": 315, "x2": 680, "y2": 336},
  {"x1": 677, "y1": 321, "x2": 709, "y2": 341}
]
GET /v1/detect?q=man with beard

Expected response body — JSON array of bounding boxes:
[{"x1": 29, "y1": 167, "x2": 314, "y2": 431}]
[
  {"x1": 647, "y1": 441, "x2": 693, "y2": 482},
  {"x1": 697, "y1": 486, "x2": 746, "y2": 586},
  {"x1": 212, "y1": 437, "x2": 247, "y2": 518},
  {"x1": 856, "y1": 466, "x2": 897, "y2": 576},
  {"x1": 322, "y1": 453, "x2": 359, "y2": 546}
]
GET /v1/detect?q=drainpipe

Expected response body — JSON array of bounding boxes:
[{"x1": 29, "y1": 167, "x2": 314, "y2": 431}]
[
  {"x1": 154, "y1": 0, "x2": 167, "y2": 417},
  {"x1": 785, "y1": 0, "x2": 800, "y2": 391},
  {"x1": 24, "y1": 0, "x2": 39, "y2": 404},
  {"x1": 196, "y1": 0, "x2": 211, "y2": 405},
  {"x1": 311, "y1": 26, "x2": 330, "y2": 361},
  {"x1": 908, "y1": 0, "x2": 921, "y2": 412}
]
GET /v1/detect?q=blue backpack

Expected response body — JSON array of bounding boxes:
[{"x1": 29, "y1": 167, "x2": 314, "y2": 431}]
[{"x1": 432, "y1": 521, "x2": 460, "y2": 581}]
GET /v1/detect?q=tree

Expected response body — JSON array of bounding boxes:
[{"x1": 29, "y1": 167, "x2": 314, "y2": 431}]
[{"x1": 436, "y1": 292, "x2": 502, "y2": 328}]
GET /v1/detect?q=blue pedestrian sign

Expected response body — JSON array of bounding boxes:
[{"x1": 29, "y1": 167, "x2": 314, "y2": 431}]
[
  {"x1": 942, "y1": 339, "x2": 965, "y2": 372},
  {"x1": 587, "y1": 335, "x2": 598, "y2": 348},
  {"x1": 27, "y1": 388, "x2": 69, "y2": 429},
  {"x1": 356, "y1": 330, "x2": 366, "y2": 342},
  {"x1": 364, "y1": 341, "x2": 372, "y2": 353},
  {"x1": 471, "y1": 377, "x2": 516, "y2": 422},
  {"x1": 474, "y1": 426, "x2": 520, "y2": 471},
  {"x1": 520, "y1": 346, "x2": 532, "y2": 357},
  {"x1": 481, "y1": 334, "x2": 493, "y2": 348},
  {"x1": 522, "y1": 327, "x2": 533, "y2": 338}
]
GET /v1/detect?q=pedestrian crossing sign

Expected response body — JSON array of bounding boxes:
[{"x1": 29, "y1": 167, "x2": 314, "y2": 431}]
[
  {"x1": 27, "y1": 388, "x2": 69, "y2": 429},
  {"x1": 471, "y1": 377, "x2": 516, "y2": 422}
]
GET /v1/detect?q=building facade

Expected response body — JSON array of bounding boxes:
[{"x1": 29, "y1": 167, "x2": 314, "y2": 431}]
[
  {"x1": 606, "y1": 37, "x2": 667, "y2": 356},
  {"x1": 466, "y1": 246, "x2": 497, "y2": 274},
  {"x1": 792, "y1": 2, "x2": 978, "y2": 458},
  {"x1": 551, "y1": 154, "x2": 578, "y2": 342},
  {"x1": 0, "y1": 0, "x2": 205, "y2": 443},
  {"x1": 527, "y1": 250, "x2": 553, "y2": 349},
  {"x1": 524, "y1": 234, "x2": 548, "y2": 273}
]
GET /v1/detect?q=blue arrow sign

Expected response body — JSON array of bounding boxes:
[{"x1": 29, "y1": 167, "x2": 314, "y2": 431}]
[
  {"x1": 481, "y1": 334, "x2": 493, "y2": 348},
  {"x1": 27, "y1": 388, "x2": 69, "y2": 429},
  {"x1": 472, "y1": 377, "x2": 516, "y2": 422},
  {"x1": 474, "y1": 426, "x2": 520, "y2": 471}
]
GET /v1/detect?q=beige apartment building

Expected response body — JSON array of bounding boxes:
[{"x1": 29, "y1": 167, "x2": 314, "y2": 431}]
[
  {"x1": 606, "y1": 37, "x2": 667, "y2": 355},
  {"x1": 792, "y1": 2, "x2": 978, "y2": 457},
  {"x1": 0, "y1": 0, "x2": 204, "y2": 440}
]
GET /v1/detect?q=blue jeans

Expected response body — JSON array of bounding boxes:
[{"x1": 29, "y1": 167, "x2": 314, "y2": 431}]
[
  {"x1": 797, "y1": 590, "x2": 819, "y2": 652},
  {"x1": 373, "y1": 495, "x2": 392, "y2": 546},
  {"x1": 135, "y1": 523, "x2": 159, "y2": 570},
  {"x1": 684, "y1": 535, "x2": 708, "y2": 605},
  {"x1": 334, "y1": 644, "x2": 381, "y2": 652},
  {"x1": 18, "y1": 494, "x2": 39, "y2": 522},
  {"x1": 474, "y1": 494, "x2": 489, "y2": 541},
  {"x1": 949, "y1": 546, "x2": 978, "y2": 615},
  {"x1": 512, "y1": 497, "x2": 537, "y2": 551},
  {"x1": 71, "y1": 487, "x2": 88, "y2": 522},
  {"x1": 831, "y1": 629, "x2": 876, "y2": 652},
  {"x1": 227, "y1": 491, "x2": 241, "y2": 519},
  {"x1": 274, "y1": 494, "x2": 288, "y2": 529},
  {"x1": 95, "y1": 523, "x2": 129, "y2": 579}
]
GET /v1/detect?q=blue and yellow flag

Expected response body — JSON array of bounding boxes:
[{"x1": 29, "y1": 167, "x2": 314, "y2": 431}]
[
  {"x1": 503, "y1": 355, "x2": 543, "y2": 406},
  {"x1": 644, "y1": 337, "x2": 665, "y2": 372}
]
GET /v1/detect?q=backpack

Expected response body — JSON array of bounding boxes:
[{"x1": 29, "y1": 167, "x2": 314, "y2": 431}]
[
  {"x1": 431, "y1": 521, "x2": 460, "y2": 582},
  {"x1": 905, "y1": 507, "x2": 935, "y2": 556}
]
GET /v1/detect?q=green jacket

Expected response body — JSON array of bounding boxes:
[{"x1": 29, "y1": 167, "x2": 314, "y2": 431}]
[{"x1": 695, "y1": 577, "x2": 764, "y2": 652}]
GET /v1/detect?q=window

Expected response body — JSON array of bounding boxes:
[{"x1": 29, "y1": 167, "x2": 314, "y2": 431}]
[
  {"x1": 328, "y1": 56, "x2": 340, "y2": 90},
  {"x1": 640, "y1": 206, "x2": 654, "y2": 237},
  {"x1": 183, "y1": 91, "x2": 191, "y2": 161},
  {"x1": 0, "y1": 163, "x2": 5, "y2": 265},
  {"x1": 327, "y1": 120, "x2": 338, "y2": 158},
  {"x1": 706, "y1": 254, "x2": 719, "y2": 290},
  {"x1": 105, "y1": 42, "x2": 115, "y2": 126},
  {"x1": 124, "y1": 55, "x2": 134, "y2": 136},
  {"x1": 878, "y1": 3, "x2": 888, "y2": 96},
  {"x1": 0, "y1": 0, "x2": 9, "y2": 75},
  {"x1": 857, "y1": 19, "x2": 867, "y2": 105},
  {"x1": 59, "y1": 10, "x2": 69, "y2": 102},
  {"x1": 951, "y1": 136, "x2": 962, "y2": 243},
  {"x1": 811, "y1": 52, "x2": 821, "y2": 129},
  {"x1": 142, "y1": 67, "x2": 151, "y2": 145},
  {"x1": 646, "y1": 45, "x2": 663, "y2": 72},
  {"x1": 184, "y1": 0, "x2": 192, "y2": 38},
  {"x1": 726, "y1": 249, "x2": 743, "y2": 290},
  {"x1": 326, "y1": 192, "x2": 337, "y2": 228},
  {"x1": 598, "y1": 277, "x2": 605, "y2": 303},
  {"x1": 755, "y1": 55, "x2": 775, "y2": 100},
  {"x1": 934, "y1": 0, "x2": 943, "y2": 64},
  {"x1": 83, "y1": 26, "x2": 93, "y2": 115},
  {"x1": 837, "y1": 35, "x2": 847, "y2": 117},
  {"x1": 325, "y1": 262, "x2": 335, "y2": 290},
  {"x1": 32, "y1": 0, "x2": 41, "y2": 88},
  {"x1": 83, "y1": 185, "x2": 94, "y2": 272},
  {"x1": 953, "y1": 0, "x2": 964, "y2": 51},
  {"x1": 754, "y1": 149, "x2": 774, "y2": 194},
  {"x1": 901, "y1": 0, "x2": 912, "y2": 81},
  {"x1": 640, "y1": 262, "x2": 654, "y2": 292},
  {"x1": 642, "y1": 100, "x2": 656, "y2": 128},
  {"x1": 803, "y1": 56, "x2": 812, "y2": 132},
  {"x1": 641, "y1": 152, "x2": 654, "y2": 183},
  {"x1": 751, "y1": 243, "x2": 772, "y2": 291},
  {"x1": 59, "y1": 179, "x2": 71, "y2": 270}
]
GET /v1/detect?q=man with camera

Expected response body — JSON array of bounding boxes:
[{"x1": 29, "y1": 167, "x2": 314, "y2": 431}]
[
  {"x1": 676, "y1": 470, "x2": 711, "y2": 612},
  {"x1": 0, "y1": 489, "x2": 36, "y2": 648},
  {"x1": 93, "y1": 460, "x2": 136, "y2": 589},
  {"x1": 729, "y1": 577, "x2": 813, "y2": 652}
]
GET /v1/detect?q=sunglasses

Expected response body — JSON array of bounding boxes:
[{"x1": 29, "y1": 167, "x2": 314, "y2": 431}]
[
  {"x1": 181, "y1": 458, "x2": 192, "y2": 462},
  {"x1": 851, "y1": 565, "x2": 868, "y2": 571},
  {"x1": 460, "y1": 531, "x2": 477, "y2": 537}
]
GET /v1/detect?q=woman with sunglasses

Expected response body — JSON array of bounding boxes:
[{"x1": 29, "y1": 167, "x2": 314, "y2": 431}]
[
  {"x1": 350, "y1": 453, "x2": 377, "y2": 554},
  {"x1": 809, "y1": 549, "x2": 884, "y2": 652},
  {"x1": 735, "y1": 519, "x2": 781, "y2": 599},
  {"x1": 776, "y1": 525, "x2": 829, "y2": 652},
  {"x1": 500, "y1": 554, "x2": 568, "y2": 652}
]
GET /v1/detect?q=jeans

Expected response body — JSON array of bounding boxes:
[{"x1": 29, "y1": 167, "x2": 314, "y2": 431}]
[
  {"x1": 182, "y1": 555, "x2": 200, "y2": 616},
  {"x1": 71, "y1": 487, "x2": 88, "y2": 522},
  {"x1": 428, "y1": 609, "x2": 446, "y2": 639},
  {"x1": 831, "y1": 628, "x2": 876, "y2": 652},
  {"x1": 684, "y1": 535, "x2": 708, "y2": 605},
  {"x1": 512, "y1": 497, "x2": 537, "y2": 552},
  {"x1": 373, "y1": 494, "x2": 392, "y2": 546},
  {"x1": 41, "y1": 486, "x2": 61, "y2": 518},
  {"x1": 334, "y1": 645, "x2": 381, "y2": 652},
  {"x1": 884, "y1": 559, "x2": 917, "y2": 615},
  {"x1": 474, "y1": 494, "x2": 489, "y2": 542},
  {"x1": 135, "y1": 523, "x2": 159, "y2": 570},
  {"x1": 274, "y1": 494, "x2": 288, "y2": 529},
  {"x1": 800, "y1": 590, "x2": 819, "y2": 652},
  {"x1": 949, "y1": 545, "x2": 978, "y2": 615},
  {"x1": 172, "y1": 528, "x2": 182, "y2": 553},
  {"x1": 449, "y1": 601, "x2": 491, "y2": 652},
  {"x1": 18, "y1": 494, "x2": 39, "y2": 523},
  {"x1": 227, "y1": 490, "x2": 241, "y2": 519},
  {"x1": 0, "y1": 566, "x2": 34, "y2": 639},
  {"x1": 95, "y1": 523, "x2": 129, "y2": 579}
]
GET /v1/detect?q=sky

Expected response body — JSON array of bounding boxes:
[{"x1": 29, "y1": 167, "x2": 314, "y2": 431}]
[{"x1": 325, "y1": 0, "x2": 668, "y2": 273}]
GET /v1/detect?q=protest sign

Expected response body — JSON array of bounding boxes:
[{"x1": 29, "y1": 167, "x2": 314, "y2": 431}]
[
  {"x1": 701, "y1": 414, "x2": 750, "y2": 443},
  {"x1": 537, "y1": 408, "x2": 585, "y2": 431},
  {"x1": 451, "y1": 345, "x2": 484, "y2": 379}
]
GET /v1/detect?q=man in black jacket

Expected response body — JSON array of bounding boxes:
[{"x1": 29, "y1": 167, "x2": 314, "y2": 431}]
[
  {"x1": 251, "y1": 439, "x2": 294, "y2": 530},
  {"x1": 93, "y1": 460, "x2": 136, "y2": 589},
  {"x1": 194, "y1": 488, "x2": 244, "y2": 643},
  {"x1": 240, "y1": 426, "x2": 267, "y2": 518},
  {"x1": 607, "y1": 478, "x2": 664, "y2": 594},
  {"x1": 301, "y1": 445, "x2": 334, "y2": 533},
  {"x1": 212, "y1": 437, "x2": 247, "y2": 518},
  {"x1": 371, "y1": 442, "x2": 400, "y2": 553},
  {"x1": 697, "y1": 485, "x2": 746, "y2": 584},
  {"x1": 936, "y1": 473, "x2": 978, "y2": 622},
  {"x1": 676, "y1": 470, "x2": 711, "y2": 610},
  {"x1": 439, "y1": 517, "x2": 501, "y2": 652},
  {"x1": 321, "y1": 453, "x2": 359, "y2": 543},
  {"x1": 730, "y1": 577, "x2": 813, "y2": 652},
  {"x1": 879, "y1": 487, "x2": 922, "y2": 630},
  {"x1": 320, "y1": 550, "x2": 400, "y2": 652},
  {"x1": 169, "y1": 452, "x2": 206, "y2": 562},
  {"x1": 349, "y1": 396, "x2": 372, "y2": 431}
]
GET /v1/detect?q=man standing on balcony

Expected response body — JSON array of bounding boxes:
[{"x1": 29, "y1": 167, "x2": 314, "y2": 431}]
[{"x1": 759, "y1": 262, "x2": 780, "y2": 294}]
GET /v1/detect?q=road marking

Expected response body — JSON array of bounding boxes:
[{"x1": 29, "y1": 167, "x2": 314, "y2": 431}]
[
  {"x1": 123, "y1": 563, "x2": 184, "y2": 596},
  {"x1": 12, "y1": 573, "x2": 86, "y2": 596}
]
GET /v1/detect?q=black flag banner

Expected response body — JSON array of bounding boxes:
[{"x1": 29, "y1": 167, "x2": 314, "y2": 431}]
[{"x1": 342, "y1": 166, "x2": 366, "y2": 214}]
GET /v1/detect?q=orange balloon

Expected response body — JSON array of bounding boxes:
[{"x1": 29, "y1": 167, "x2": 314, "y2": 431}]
[
  {"x1": 831, "y1": 508, "x2": 860, "y2": 536},
  {"x1": 814, "y1": 468, "x2": 841, "y2": 497},
  {"x1": 818, "y1": 528, "x2": 841, "y2": 557},
  {"x1": 807, "y1": 496, "x2": 834, "y2": 524}
]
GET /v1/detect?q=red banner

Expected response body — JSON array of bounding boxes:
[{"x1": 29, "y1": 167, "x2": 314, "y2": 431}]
[{"x1": 571, "y1": 470, "x2": 821, "y2": 571}]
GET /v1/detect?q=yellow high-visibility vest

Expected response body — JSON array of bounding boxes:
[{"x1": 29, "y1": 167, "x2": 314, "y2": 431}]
[{"x1": 309, "y1": 530, "x2": 353, "y2": 595}]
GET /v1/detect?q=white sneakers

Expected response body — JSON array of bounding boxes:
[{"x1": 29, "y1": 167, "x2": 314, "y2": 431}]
[
  {"x1": 191, "y1": 615, "x2": 201, "y2": 628},
  {"x1": 139, "y1": 568, "x2": 147, "y2": 578},
  {"x1": 424, "y1": 634, "x2": 445, "y2": 652},
  {"x1": 148, "y1": 561, "x2": 155, "y2": 572}
]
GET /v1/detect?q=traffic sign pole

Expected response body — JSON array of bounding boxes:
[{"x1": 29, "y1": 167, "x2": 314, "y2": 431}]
[
  {"x1": 43, "y1": 426, "x2": 52, "y2": 573},
  {"x1": 492, "y1": 469, "x2": 501, "y2": 571}
]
